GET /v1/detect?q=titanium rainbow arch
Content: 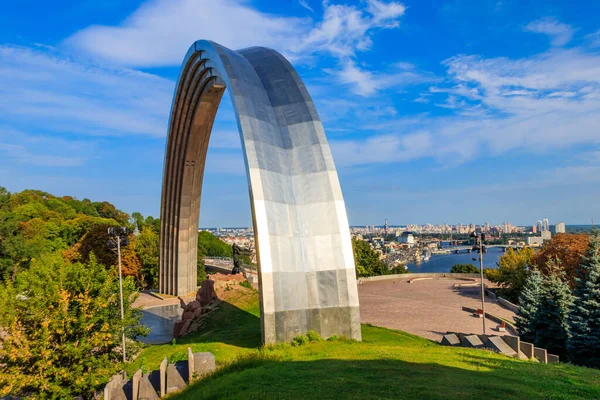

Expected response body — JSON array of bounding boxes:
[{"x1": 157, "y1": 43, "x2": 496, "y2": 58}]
[{"x1": 159, "y1": 40, "x2": 361, "y2": 344}]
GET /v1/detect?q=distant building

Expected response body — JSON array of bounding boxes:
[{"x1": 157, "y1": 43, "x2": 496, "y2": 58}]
[
  {"x1": 484, "y1": 222, "x2": 490, "y2": 232},
  {"x1": 543, "y1": 218, "x2": 549, "y2": 232},
  {"x1": 398, "y1": 232, "x2": 416, "y2": 247},
  {"x1": 554, "y1": 222, "x2": 566, "y2": 234},
  {"x1": 537, "y1": 220, "x2": 543, "y2": 233},
  {"x1": 532, "y1": 225, "x2": 537, "y2": 234},
  {"x1": 541, "y1": 230, "x2": 552, "y2": 241},
  {"x1": 527, "y1": 236, "x2": 544, "y2": 246}
]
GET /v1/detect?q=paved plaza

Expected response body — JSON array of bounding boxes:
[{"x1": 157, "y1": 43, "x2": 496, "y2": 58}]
[
  {"x1": 358, "y1": 277, "x2": 516, "y2": 341},
  {"x1": 135, "y1": 276, "x2": 517, "y2": 343}
]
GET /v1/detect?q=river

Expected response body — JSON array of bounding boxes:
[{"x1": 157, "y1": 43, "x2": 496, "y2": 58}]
[{"x1": 406, "y1": 247, "x2": 504, "y2": 273}]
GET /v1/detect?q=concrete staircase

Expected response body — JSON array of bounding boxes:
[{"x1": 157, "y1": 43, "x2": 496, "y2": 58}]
[
  {"x1": 441, "y1": 332, "x2": 560, "y2": 364},
  {"x1": 103, "y1": 349, "x2": 215, "y2": 400}
]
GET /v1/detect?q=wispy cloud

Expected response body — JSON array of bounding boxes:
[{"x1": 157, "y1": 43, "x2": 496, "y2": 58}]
[
  {"x1": 585, "y1": 30, "x2": 600, "y2": 47},
  {"x1": 64, "y1": 0, "x2": 411, "y2": 96},
  {"x1": 0, "y1": 45, "x2": 173, "y2": 138},
  {"x1": 524, "y1": 17, "x2": 574, "y2": 46},
  {"x1": 331, "y1": 43, "x2": 600, "y2": 167},
  {"x1": 0, "y1": 129, "x2": 95, "y2": 167},
  {"x1": 299, "y1": 0, "x2": 314, "y2": 13},
  {"x1": 328, "y1": 59, "x2": 435, "y2": 96}
]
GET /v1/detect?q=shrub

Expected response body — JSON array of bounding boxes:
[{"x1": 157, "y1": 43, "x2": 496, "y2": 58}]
[
  {"x1": 292, "y1": 334, "x2": 309, "y2": 347},
  {"x1": 239, "y1": 281, "x2": 253, "y2": 289},
  {"x1": 0, "y1": 253, "x2": 147, "y2": 398},
  {"x1": 450, "y1": 264, "x2": 479, "y2": 273},
  {"x1": 306, "y1": 330, "x2": 322, "y2": 342}
]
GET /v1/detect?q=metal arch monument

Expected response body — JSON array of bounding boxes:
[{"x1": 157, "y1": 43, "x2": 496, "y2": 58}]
[{"x1": 159, "y1": 40, "x2": 361, "y2": 344}]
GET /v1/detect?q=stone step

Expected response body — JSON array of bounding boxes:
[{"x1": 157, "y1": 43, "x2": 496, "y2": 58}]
[
  {"x1": 103, "y1": 350, "x2": 216, "y2": 400},
  {"x1": 441, "y1": 334, "x2": 460, "y2": 346},
  {"x1": 460, "y1": 334, "x2": 484, "y2": 348},
  {"x1": 487, "y1": 336, "x2": 518, "y2": 358}
]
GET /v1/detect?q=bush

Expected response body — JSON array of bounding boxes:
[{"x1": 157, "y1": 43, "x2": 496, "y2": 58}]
[
  {"x1": 0, "y1": 253, "x2": 148, "y2": 398},
  {"x1": 292, "y1": 334, "x2": 310, "y2": 347},
  {"x1": 450, "y1": 264, "x2": 479, "y2": 273},
  {"x1": 239, "y1": 280, "x2": 253, "y2": 289},
  {"x1": 306, "y1": 330, "x2": 322, "y2": 343}
]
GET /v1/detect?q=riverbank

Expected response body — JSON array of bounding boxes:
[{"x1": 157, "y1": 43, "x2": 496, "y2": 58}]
[{"x1": 407, "y1": 247, "x2": 504, "y2": 273}]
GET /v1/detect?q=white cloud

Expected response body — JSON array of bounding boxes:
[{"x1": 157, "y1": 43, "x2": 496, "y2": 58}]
[
  {"x1": 332, "y1": 131, "x2": 432, "y2": 166},
  {"x1": 585, "y1": 30, "x2": 600, "y2": 47},
  {"x1": 0, "y1": 45, "x2": 173, "y2": 138},
  {"x1": 299, "y1": 0, "x2": 314, "y2": 13},
  {"x1": 64, "y1": 0, "x2": 407, "y2": 79},
  {"x1": 64, "y1": 0, "x2": 412, "y2": 96},
  {"x1": 0, "y1": 129, "x2": 95, "y2": 167},
  {"x1": 65, "y1": 0, "x2": 308, "y2": 68},
  {"x1": 524, "y1": 17, "x2": 574, "y2": 46},
  {"x1": 330, "y1": 60, "x2": 435, "y2": 96},
  {"x1": 331, "y1": 45, "x2": 600, "y2": 167}
]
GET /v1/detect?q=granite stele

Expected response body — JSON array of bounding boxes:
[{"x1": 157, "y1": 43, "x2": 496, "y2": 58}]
[{"x1": 159, "y1": 40, "x2": 361, "y2": 344}]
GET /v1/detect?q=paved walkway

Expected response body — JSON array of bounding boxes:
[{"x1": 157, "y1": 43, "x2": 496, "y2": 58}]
[
  {"x1": 134, "y1": 277, "x2": 517, "y2": 343},
  {"x1": 358, "y1": 277, "x2": 516, "y2": 341}
]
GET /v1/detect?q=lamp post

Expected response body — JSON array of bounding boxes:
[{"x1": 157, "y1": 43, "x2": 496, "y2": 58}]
[
  {"x1": 108, "y1": 227, "x2": 129, "y2": 363},
  {"x1": 471, "y1": 232, "x2": 487, "y2": 334}
]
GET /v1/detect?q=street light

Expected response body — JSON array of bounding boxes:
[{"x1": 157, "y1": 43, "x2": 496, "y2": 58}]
[
  {"x1": 107, "y1": 226, "x2": 129, "y2": 363},
  {"x1": 471, "y1": 232, "x2": 487, "y2": 334}
]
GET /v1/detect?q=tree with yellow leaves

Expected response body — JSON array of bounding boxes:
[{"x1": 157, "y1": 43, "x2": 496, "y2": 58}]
[
  {"x1": 486, "y1": 247, "x2": 535, "y2": 302},
  {"x1": 0, "y1": 252, "x2": 147, "y2": 399}
]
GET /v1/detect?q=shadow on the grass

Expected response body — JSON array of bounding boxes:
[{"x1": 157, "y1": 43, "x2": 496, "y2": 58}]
[
  {"x1": 176, "y1": 299, "x2": 262, "y2": 349},
  {"x1": 170, "y1": 353, "x2": 598, "y2": 400}
]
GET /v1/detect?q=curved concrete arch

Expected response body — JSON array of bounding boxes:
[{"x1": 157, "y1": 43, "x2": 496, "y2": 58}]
[{"x1": 159, "y1": 40, "x2": 361, "y2": 343}]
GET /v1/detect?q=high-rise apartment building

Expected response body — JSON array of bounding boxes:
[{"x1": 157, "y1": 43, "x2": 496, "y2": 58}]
[
  {"x1": 543, "y1": 218, "x2": 549, "y2": 232},
  {"x1": 537, "y1": 220, "x2": 543, "y2": 233},
  {"x1": 554, "y1": 222, "x2": 566, "y2": 234}
]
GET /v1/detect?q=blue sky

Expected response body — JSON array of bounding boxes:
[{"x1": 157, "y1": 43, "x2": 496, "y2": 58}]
[{"x1": 1, "y1": 0, "x2": 599, "y2": 227}]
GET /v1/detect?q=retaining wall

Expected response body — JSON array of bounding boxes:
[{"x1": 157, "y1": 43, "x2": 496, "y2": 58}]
[
  {"x1": 358, "y1": 272, "x2": 481, "y2": 283},
  {"x1": 497, "y1": 296, "x2": 519, "y2": 313}
]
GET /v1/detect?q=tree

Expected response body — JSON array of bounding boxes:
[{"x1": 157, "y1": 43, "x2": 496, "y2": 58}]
[
  {"x1": 568, "y1": 230, "x2": 600, "y2": 367},
  {"x1": 514, "y1": 269, "x2": 544, "y2": 343},
  {"x1": 486, "y1": 247, "x2": 534, "y2": 303},
  {"x1": 530, "y1": 263, "x2": 574, "y2": 359},
  {"x1": 0, "y1": 253, "x2": 148, "y2": 398},
  {"x1": 131, "y1": 212, "x2": 145, "y2": 232},
  {"x1": 352, "y1": 238, "x2": 390, "y2": 277},
  {"x1": 450, "y1": 264, "x2": 479, "y2": 273},
  {"x1": 197, "y1": 257, "x2": 207, "y2": 285},
  {"x1": 134, "y1": 227, "x2": 160, "y2": 289},
  {"x1": 92, "y1": 201, "x2": 129, "y2": 225},
  {"x1": 197, "y1": 231, "x2": 233, "y2": 258},
  {"x1": 72, "y1": 224, "x2": 141, "y2": 277},
  {"x1": 534, "y1": 233, "x2": 590, "y2": 287}
]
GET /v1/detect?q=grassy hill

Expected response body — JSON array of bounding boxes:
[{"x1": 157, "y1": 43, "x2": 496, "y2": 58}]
[{"x1": 130, "y1": 283, "x2": 600, "y2": 400}]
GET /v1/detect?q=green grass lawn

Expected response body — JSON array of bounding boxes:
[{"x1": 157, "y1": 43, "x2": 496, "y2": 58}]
[{"x1": 130, "y1": 285, "x2": 600, "y2": 400}]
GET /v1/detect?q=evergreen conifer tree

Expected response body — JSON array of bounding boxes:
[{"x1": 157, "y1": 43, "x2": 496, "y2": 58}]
[
  {"x1": 531, "y1": 263, "x2": 574, "y2": 359},
  {"x1": 515, "y1": 269, "x2": 544, "y2": 342},
  {"x1": 568, "y1": 230, "x2": 600, "y2": 367}
]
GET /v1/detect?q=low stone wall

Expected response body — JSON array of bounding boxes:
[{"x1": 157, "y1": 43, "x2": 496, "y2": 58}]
[
  {"x1": 497, "y1": 296, "x2": 519, "y2": 313},
  {"x1": 358, "y1": 272, "x2": 481, "y2": 283},
  {"x1": 461, "y1": 306, "x2": 518, "y2": 336}
]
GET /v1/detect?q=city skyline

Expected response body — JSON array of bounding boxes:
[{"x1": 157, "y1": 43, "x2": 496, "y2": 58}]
[{"x1": 1, "y1": 0, "x2": 599, "y2": 226}]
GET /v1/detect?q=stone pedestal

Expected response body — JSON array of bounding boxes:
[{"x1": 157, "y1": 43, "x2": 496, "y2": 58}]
[{"x1": 166, "y1": 364, "x2": 186, "y2": 394}]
